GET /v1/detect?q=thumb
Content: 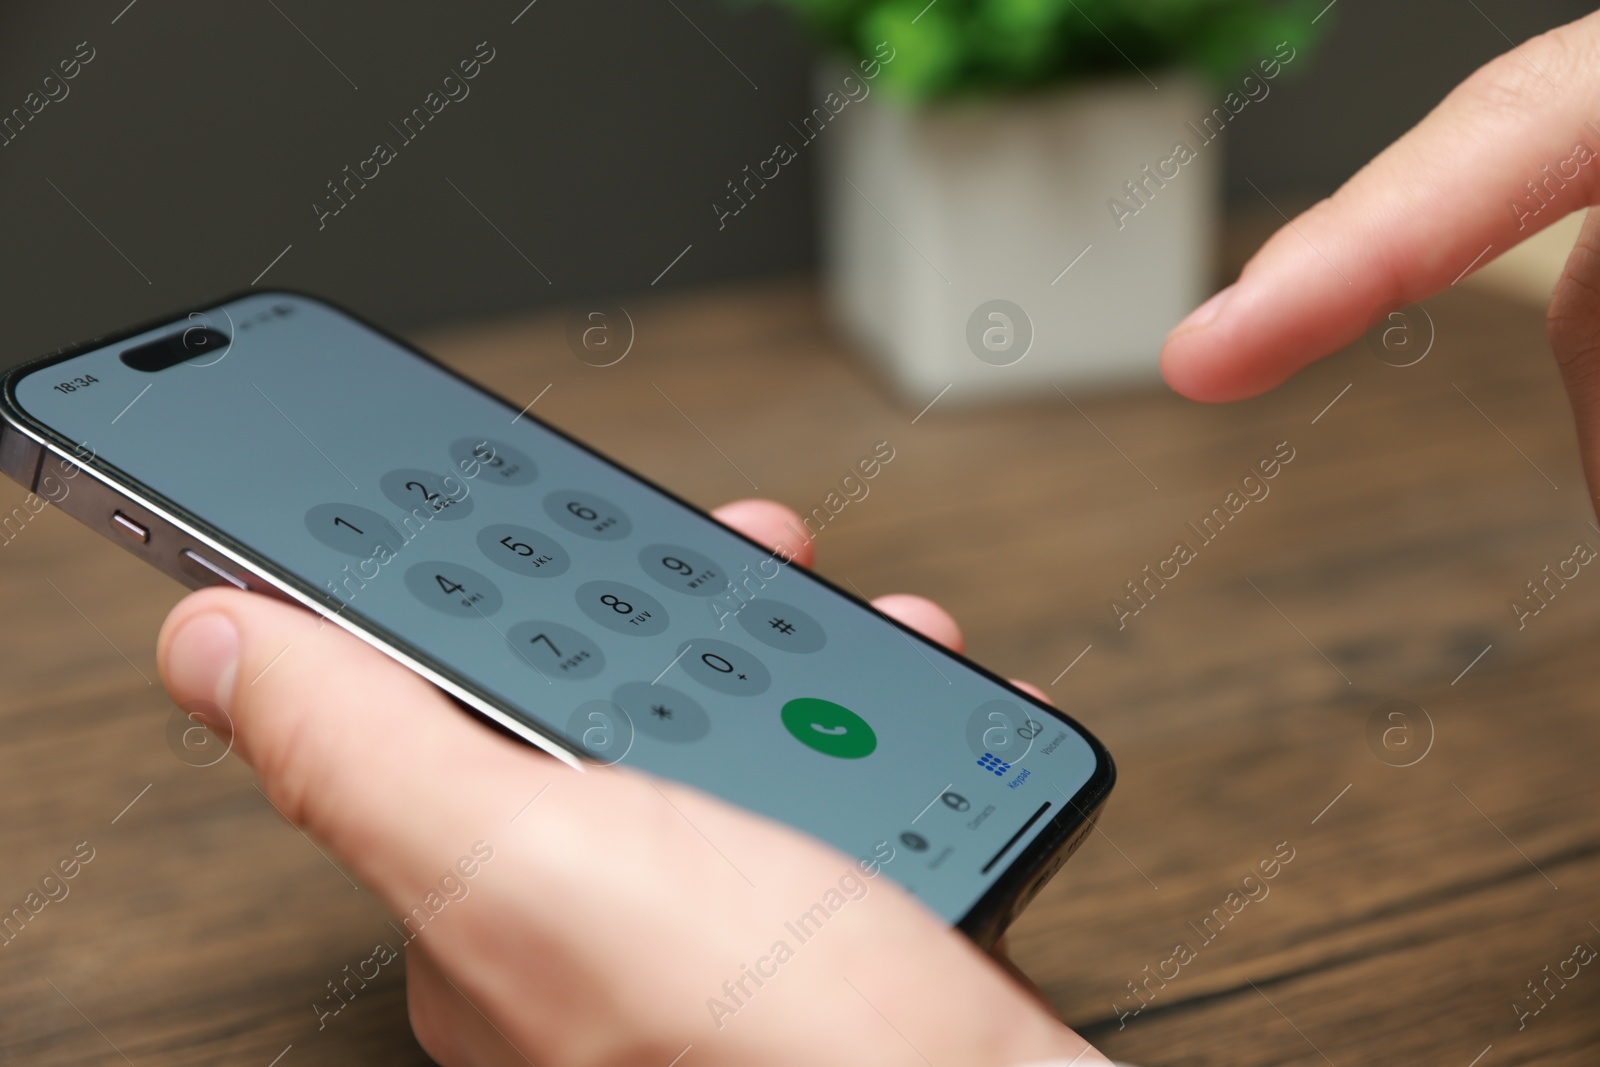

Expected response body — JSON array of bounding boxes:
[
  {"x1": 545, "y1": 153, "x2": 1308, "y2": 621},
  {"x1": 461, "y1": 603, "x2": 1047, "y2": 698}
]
[
  {"x1": 157, "y1": 588, "x2": 563, "y2": 906},
  {"x1": 1547, "y1": 207, "x2": 1600, "y2": 514}
]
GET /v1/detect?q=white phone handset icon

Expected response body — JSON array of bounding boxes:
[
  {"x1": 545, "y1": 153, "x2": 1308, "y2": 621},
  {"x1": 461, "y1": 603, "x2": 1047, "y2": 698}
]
[{"x1": 812, "y1": 722, "x2": 849, "y2": 736}]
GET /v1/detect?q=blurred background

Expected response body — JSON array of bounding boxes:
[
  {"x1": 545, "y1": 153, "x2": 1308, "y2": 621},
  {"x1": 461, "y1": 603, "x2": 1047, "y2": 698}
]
[
  {"x1": 5, "y1": 3, "x2": 1600, "y2": 1066},
  {"x1": 0, "y1": 0, "x2": 1591, "y2": 364}
]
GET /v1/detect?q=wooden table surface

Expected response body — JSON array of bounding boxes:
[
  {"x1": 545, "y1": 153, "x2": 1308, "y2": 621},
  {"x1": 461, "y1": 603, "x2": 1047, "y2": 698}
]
[{"x1": 3, "y1": 259, "x2": 1599, "y2": 1065}]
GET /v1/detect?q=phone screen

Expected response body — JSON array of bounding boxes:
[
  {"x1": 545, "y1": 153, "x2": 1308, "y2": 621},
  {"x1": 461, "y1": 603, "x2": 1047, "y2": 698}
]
[{"x1": 11, "y1": 292, "x2": 1108, "y2": 924}]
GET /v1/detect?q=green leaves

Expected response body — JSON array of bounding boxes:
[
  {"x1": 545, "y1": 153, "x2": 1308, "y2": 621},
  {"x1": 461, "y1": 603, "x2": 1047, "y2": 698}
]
[
  {"x1": 861, "y1": 1, "x2": 966, "y2": 97},
  {"x1": 746, "y1": 0, "x2": 1331, "y2": 101}
]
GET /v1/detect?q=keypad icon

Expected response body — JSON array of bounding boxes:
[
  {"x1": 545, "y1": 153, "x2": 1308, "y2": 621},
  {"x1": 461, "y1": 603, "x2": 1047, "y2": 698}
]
[{"x1": 977, "y1": 753, "x2": 1011, "y2": 777}]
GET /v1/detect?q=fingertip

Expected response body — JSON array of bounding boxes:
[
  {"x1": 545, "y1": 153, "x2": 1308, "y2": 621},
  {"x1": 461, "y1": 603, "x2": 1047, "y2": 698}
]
[
  {"x1": 157, "y1": 586, "x2": 243, "y2": 654},
  {"x1": 1160, "y1": 205, "x2": 1383, "y2": 404},
  {"x1": 1009, "y1": 680, "x2": 1050, "y2": 705},
  {"x1": 1160, "y1": 286, "x2": 1248, "y2": 403},
  {"x1": 1159, "y1": 311, "x2": 1299, "y2": 404},
  {"x1": 1158, "y1": 333, "x2": 1223, "y2": 402},
  {"x1": 711, "y1": 498, "x2": 815, "y2": 567},
  {"x1": 1170, "y1": 282, "x2": 1235, "y2": 336},
  {"x1": 158, "y1": 590, "x2": 248, "y2": 712},
  {"x1": 1159, "y1": 278, "x2": 1284, "y2": 403},
  {"x1": 871, "y1": 594, "x2": 963, "y2": 653}
]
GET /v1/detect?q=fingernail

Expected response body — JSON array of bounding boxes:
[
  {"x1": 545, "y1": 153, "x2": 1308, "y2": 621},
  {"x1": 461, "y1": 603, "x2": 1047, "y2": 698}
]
[
  {"x1": 1171, "y1": 283, "x2": 1236, "y2": 334},
  {"x1": 166, "y1": 613, "x2": 239, "y2": 724}
]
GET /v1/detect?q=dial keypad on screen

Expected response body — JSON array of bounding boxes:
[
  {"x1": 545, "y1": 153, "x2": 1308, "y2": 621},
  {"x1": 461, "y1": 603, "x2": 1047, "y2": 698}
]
[
  {"x1": 451, "y1": 436, "x2": 538, "y2": 486},
  {"x1": 638, "y1": 543, "x2": 726, "y2": 597},
  {"x1": 405, "y1": 561, "x2": 503, "y2": 616},
  {"x1": 381, "y1": 467, "x2": 475, "y2": 521},
  {"x1": 505, "y1": 620, "x2": 604, "y2": 680},
  {"x1": 369, "y1": 432, "x2": 817, "y2": 755},
  {"x1": 477, "y1": 523, "x2": 570, "y2": 578},
  {"x1": 544, "y1": 490, "x2": 631, "y2": 540},
  {"x1": 305, "y1": 503, "x2": 403, "y2": 558},
  {"x1": 575, "y1": 580, "x2": 669, "y2": 637}
]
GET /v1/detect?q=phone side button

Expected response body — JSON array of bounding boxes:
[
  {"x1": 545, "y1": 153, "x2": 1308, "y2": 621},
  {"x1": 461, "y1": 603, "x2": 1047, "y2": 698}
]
[
  {"x1": 111, "y1": 511, "x2": 150, "y2": 543},
  {"x1": 179, "y1": 549, "x2": 249, "y2": 591}
]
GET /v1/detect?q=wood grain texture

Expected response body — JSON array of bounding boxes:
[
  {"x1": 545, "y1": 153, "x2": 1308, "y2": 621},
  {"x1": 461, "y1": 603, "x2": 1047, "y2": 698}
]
[{"x1": 2, "y1": 262, "x2": 1598, "y2": 1065}]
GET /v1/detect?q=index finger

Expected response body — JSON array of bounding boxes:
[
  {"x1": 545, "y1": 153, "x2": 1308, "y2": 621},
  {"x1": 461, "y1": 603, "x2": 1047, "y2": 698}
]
[{"x1": 1162, "y1": 12, "x2": 1600, "y2": 402}]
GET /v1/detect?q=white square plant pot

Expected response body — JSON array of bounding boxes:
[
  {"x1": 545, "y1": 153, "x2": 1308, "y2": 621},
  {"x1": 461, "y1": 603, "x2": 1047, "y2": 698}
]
[{"x1": 818, "y1": 71, "x2": 1220, "y2": 402}]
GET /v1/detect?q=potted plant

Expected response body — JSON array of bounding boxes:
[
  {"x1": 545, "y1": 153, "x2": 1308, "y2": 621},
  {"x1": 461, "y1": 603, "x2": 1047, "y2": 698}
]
[{"x1": 746, "y1": 0, "x2": 1326, "y2": 400}]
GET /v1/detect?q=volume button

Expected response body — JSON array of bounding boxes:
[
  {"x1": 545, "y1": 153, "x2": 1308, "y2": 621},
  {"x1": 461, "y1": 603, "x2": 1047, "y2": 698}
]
[
  {"x1": 111, "y1": 511, "x2": 150, "y2": 543},
  {"x1": 179, "y1": 549, "x2": 249, "y2": 591}
]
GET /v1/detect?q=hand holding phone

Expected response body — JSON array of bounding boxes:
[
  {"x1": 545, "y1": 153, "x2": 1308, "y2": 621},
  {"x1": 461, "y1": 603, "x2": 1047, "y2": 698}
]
[
  {"x1": 158, "y1": 502, "x2": 1111, "y2": 1067},
  {"x1": 1, "y1": 291, "x2": 1116, "y2": 1060}
]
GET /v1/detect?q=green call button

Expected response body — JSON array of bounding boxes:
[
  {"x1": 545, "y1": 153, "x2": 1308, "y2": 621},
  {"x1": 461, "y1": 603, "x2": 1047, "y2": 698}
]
[{"x1": 781, "y1": 698, "x2": 877, "y2": 759}]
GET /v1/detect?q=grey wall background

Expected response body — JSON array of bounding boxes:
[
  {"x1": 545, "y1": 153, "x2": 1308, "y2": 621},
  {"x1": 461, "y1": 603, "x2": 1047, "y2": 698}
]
[{"x1": 0, "y1": 0, "x2": 1592, "y2": 366}]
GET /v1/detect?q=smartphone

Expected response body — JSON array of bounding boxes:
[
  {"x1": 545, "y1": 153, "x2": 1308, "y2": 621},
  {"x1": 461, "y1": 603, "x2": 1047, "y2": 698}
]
[{"x1": 0, "y1": 292, "x2": 1113, "y2": 943}]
